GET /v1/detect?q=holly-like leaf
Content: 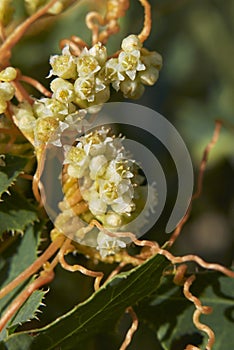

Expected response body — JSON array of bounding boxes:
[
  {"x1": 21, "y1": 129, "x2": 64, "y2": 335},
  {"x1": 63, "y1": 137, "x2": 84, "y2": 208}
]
[
  {"x1": 0, "y1": 190, "x2": 38, "y2": 237},
  {"x1": 0, "y1": 224, "x2": 45, "y2": 340},
  {"x1": 1, "y1": 254, "x2": 169, "y2": 349},
  {"x1": 136, "y1": 271, "x2": 234, "y2": 350},
  {"x1": 0, "y1": 155, "x2": 28, "y2": 199}
]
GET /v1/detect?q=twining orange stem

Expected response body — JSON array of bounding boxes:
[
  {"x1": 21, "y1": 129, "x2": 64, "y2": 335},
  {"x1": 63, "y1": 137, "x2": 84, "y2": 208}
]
[
  {"x1": 58, "y1": 238, "x2": 104, "y2": 291},
  {"x1": 0, "y1": 269, "x2": 55, "y2": 332},
  {"x1": 168, "y1": 120, "x2": 222, "y2": 247},
  {"x1": 0, "y1": 236, "x2": 64, "y2": 300},
  {"x1": 20, "y1": 75, "x2": 52, "y2": 98},
  {"x1": 119, "y1": 307, "x2": 139, "y2": 350},
  {"x1": 184, "y1": 275, "x2": 215, "y2": 350},
  {"x1": 138, "y1": 0, "x2": 152, "y2": 43},
  {"x1": 0, "y1": 0, "x2": 58, "y2": 65}
]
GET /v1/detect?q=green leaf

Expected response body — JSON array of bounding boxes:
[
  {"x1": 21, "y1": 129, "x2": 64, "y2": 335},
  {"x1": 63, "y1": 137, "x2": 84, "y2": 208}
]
[
  {"x1": 0, "y1": 191, "x2": 38, "y2": 237},
  {"x1": 136, "y1": 272, "x2": 234, "y2": 350},
  {"x1": 0, "y1": 224, "x2": 45, "y2": 340},
  {"x1": 2, "y1": 254, "x2": 169, "y2": 349},
  {"x1": 0, "y1": 155, "x2": 28, "y2": 199}
]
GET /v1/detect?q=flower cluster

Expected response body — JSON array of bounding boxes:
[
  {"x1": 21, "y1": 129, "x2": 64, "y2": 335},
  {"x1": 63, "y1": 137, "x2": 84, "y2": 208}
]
[
  {"x1": 12, "y1": 35, "x2": 162, "y2": 148},
  {"x1": 49, "y1": 34, "x2": 162, "y2": 109},
  {"x1": 12, "y1": 99, "x2": 85, "y2": 146},
  {"x1": 63, "y1": 127, "x2": 139, "y2": 256},
  {"x1": 64, "y1": 128, "x2": 136, "y2": 220},
  {"x1": 0, "y1": 67, "x2": 16, "y2": 114},
  {"x1": 49, "y1": 43, "x2": 110, "y2": 110},
  {"x1": 103, "y1": 34, "x2": 162, "y2": 98}
]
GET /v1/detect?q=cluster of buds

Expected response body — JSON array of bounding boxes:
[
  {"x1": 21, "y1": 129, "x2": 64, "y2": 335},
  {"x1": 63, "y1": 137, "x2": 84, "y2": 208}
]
[{"x1": 0, "y1": 67, "x2": 16, "y2": 114}]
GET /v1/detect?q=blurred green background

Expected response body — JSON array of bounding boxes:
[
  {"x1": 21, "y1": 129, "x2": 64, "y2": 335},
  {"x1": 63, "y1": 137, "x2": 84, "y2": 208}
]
[{"x1": 11, "y1": 0, "x2": 234, "y2": 348}]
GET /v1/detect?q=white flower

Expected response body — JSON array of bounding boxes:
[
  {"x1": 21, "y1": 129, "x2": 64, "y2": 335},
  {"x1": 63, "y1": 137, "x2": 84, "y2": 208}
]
[
  {"x1": 51, "y1": 78, "x2": 75, "y2": 103},
  {"x1": 49, "y1": 45, "x2": 77, "y2": 80},
  {"x1": 118, "y1": 50, "x2": 145, "y2": 81},
  {"x1": 103, "y1": 58, "x2": 125, "y2": 87},
  {"x1": 77, "y1": 47, "x2": 101, "y2": 77},
  {"x1": 97, "y1": 231, "x2": 126, "y2": 258},
  {"x1": 89, "y1": 42, "x2": 107, "y2": 65},
  {"x1": 33, "y1": 97, "x2": 72, "y2": 119},
  {"x1": 89, "y1": 155, "x2": 108, "y2": 180},
  {"x1": 13, "y1": 102, "x2": 36, "y2": 132},
  {"x1": 74, "y1": 76, "x2": 106, "y2": 103},
  {"x1": 64, "y1": 143, "x2": 90, "y2": 178}
]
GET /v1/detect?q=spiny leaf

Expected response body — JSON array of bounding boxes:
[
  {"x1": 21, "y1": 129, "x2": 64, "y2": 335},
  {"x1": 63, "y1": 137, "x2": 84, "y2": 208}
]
[
  {"x1": 0, "y1": 155, "x2": 28, "y2": 199},
  {"x1": 136, "y1": 271, "x2": 234, "y2": 350},
  {"x1": 1, "y1": 254, "x2": 169, "y2": 349},
  {"x1": 0, "y1": 190, "x2": 38, "y2": 237},
  {"x1": 0, "y1": 223, "x2": 45, "y2": 340}
]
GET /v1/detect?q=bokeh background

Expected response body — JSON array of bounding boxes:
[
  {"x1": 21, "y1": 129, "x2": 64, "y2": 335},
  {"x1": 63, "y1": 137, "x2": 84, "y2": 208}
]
[{"x1": 11, "y1": 0, "x2": 234, "y2": 348}]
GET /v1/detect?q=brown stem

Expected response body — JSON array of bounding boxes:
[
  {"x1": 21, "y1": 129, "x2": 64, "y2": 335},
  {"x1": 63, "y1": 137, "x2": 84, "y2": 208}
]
[
  {"x1": 119, "y1": 307, "x2": 138, "y2": 350},
  {"x1": 168, "y1": 120, "x2": 222, "y2": 247},
  {"x1": 91, "y1": 219, "x2": 158, "y2": 252},
  {"x1": 138, "y1": 0, "x2": 152, "y2": 43},
  {"x1": 157, "y1": 248, "x2": 234, "y2": 278},
  {"x1": 33, "y1": 145, "x2": 46, "y2": 203},
  {"x1": 184, "y1": 275, "x2": 215, "y2": 350},
  {"x1": 59, "y1": 39, "x2": 82, "y2": 56},
  {"x1": 0, "y1": 22, "x2": 6, "y2": 42},
  {"x1": 0, "y1": 0, "x2": 58, "y2": 65},
  {"x1": 58, "y1": 238, "x2": 104, "y2": 291},
  {"x1": 20, "y1": 75, "x2": 52, "y2": 98},
  {"x1": 86, "y1": 12, "x2": 105, "y2": 45},
  {"x1": 0, "y1": 236, "x2": 64, "y2": 300},
  {"x1": 105, "y1": 262, "x2": 127, "y2": 284},
  {"x1": 11, "y1": 80, "x2": 34, "y2": 104},
  {"x1": 0, "y1": 269, "x2": 55, "y2": 332}
]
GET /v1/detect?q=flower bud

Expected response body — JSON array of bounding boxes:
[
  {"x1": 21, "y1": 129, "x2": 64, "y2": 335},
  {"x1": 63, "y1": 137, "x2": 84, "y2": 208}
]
[
  {"x1": 49, "y1": 46, "x2": 77, "y2": 80},
  {"x1": 0, "y1": 99, "x2": 7, "y2": 114},
  {"x1": 35, "y1": 116, "x2": 59, "y2": 143},
  {"x1": 120, "y1": 78, "x2": 145, "y2": 99},
  {"x1": 0, "y1": 67, "x2": 17, "y2": 82},
  {"x1": 89, "y1": 43, "x2": 107, "y2": 66},
  {"x1": 121, "y1": 34, "x2": 142, "y2": 52},
  {"x1": 139, "y1": 66, "x2": 159, "y2": 86},
  {"x1": 51, "y1": 78, "x2": 75, "y2": 103},
  {"x1": 0, "y1": 81, "x2": 15, "y2": 101}
]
